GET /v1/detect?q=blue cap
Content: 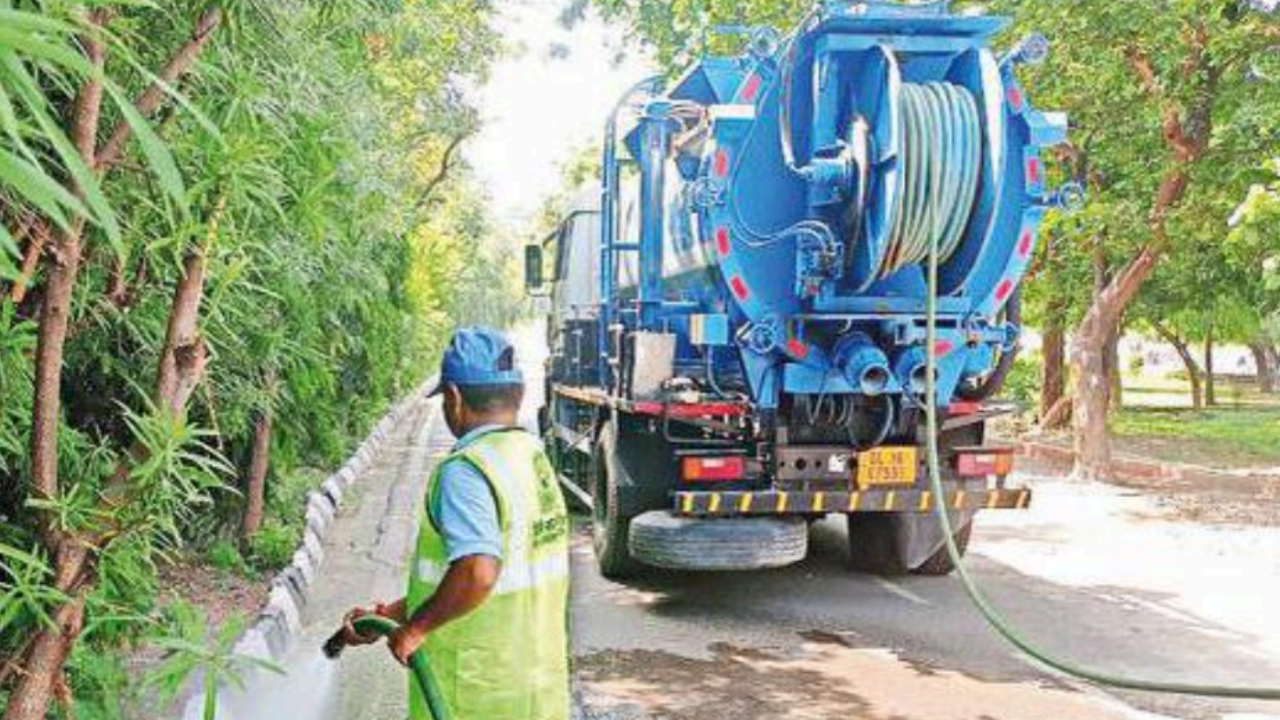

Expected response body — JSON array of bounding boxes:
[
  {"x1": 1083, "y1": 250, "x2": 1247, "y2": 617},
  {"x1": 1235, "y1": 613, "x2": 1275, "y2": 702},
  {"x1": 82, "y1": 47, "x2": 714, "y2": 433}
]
[{"x1": 428, "y1": 326, "x2": 523, "y2": 396}]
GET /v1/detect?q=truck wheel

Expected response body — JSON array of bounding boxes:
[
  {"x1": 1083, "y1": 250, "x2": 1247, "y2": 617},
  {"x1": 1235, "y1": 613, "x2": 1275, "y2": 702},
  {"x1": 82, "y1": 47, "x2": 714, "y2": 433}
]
[
  {"x1": 591, "y1": 421, "x2": 640, "y2": 579},
  {"x1": 911, "y1": 521, "x2": 972, "y2": 576},
  {"x1": 846, "y1": 512, "x2": 974, "y2": 576},
  {"x1": 629, "y1": 511, "x2": 808, "y2": 571}
]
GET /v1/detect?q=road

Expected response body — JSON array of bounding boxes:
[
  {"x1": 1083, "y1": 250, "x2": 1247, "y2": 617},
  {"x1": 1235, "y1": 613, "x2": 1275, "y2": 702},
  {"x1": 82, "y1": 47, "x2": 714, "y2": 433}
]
[
  {"x1": 220, "y1": 326, "x2": 1280, "y2": 720},
  {"x1": 515, "y1": 324, "x2": 1280, "y2": 720}
]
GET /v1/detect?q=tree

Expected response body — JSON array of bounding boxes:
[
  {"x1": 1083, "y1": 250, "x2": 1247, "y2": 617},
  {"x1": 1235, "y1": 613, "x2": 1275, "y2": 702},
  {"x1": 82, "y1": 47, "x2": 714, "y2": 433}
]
[
  {"x1": 991, "y1": 1, "x2": 1280, "y2": 476},
  {"x1": 1228, "y1": 161, "x2": 1280, "y2": 393}
]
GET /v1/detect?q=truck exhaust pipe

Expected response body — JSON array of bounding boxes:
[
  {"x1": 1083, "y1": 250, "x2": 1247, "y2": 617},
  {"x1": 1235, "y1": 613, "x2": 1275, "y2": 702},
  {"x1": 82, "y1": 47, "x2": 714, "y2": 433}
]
[{"x1": 835, "y1": 334, "x2": 892, "y2": 396}]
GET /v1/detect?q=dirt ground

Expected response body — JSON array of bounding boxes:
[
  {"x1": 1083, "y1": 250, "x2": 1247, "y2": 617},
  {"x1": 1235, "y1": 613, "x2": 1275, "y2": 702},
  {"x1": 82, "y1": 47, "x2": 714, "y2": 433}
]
[
  {"x1": 156, "y1": 556, "x2": 270, "y2": 628},
  {"x1": 1017, "y1": 450, "x2": 1280, "y2": 526}
]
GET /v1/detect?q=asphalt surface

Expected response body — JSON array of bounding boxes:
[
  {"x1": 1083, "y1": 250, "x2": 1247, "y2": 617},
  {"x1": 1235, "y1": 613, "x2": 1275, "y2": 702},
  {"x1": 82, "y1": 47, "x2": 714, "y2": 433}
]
[{"x1": 220, "y1": 327, "x2": 1280, "y2": 720}]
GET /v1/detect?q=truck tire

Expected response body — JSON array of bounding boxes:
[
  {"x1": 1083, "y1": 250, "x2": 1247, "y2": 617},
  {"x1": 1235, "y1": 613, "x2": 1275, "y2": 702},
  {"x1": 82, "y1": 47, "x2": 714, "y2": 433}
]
[
  {"x1": 911, "y1": 521, "x2": 972, "y2": 576},
  {"x1": 591, "y1": 420, "x2": 641, "y2": 579},
  {"x1": 846, "y1": 512, "x2": 974, "y2": 576},
  {"x1": 629, "y1": 511, "x2": 808, "y2": 571}
]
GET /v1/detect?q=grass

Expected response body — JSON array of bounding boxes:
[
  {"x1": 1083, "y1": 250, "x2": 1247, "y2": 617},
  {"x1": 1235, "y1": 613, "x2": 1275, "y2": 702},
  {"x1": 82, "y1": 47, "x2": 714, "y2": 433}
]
[{"x1": 1107, "y1": 376, "x2": 1280, "y2": 468}]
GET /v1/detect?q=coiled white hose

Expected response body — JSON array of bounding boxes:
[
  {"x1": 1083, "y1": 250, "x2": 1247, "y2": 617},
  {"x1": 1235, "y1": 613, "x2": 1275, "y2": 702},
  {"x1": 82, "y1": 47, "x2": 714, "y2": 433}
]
[{"x1": 879, "y1": 81, "x2": 982, "y2": 279}]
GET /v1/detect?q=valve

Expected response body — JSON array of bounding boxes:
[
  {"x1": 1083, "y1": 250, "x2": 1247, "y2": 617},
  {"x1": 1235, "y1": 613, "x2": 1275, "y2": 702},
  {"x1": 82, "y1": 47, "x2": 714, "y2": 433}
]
[
  {"x1": 1048, "y1": 181, "x2": 1086, "y2": 213},
  {"x1": 1004, "y1": 33, "x2": 1050, "y2": 67}
]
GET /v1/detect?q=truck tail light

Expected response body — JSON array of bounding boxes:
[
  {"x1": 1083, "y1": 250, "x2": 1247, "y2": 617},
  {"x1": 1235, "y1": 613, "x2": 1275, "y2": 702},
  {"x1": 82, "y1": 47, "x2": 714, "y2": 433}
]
[
  {"x1": 955, "y1": 449, "x2": 1015, "y2": 478},
  {"x1": 681, "y1": 456, "x2": 746, "y2": 482}
]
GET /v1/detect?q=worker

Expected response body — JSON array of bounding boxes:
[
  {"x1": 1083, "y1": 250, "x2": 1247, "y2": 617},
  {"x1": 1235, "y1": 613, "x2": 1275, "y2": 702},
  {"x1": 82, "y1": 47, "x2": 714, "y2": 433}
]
[{"x1": 339, "y1": 326, "x2": 570, "y2": 720}]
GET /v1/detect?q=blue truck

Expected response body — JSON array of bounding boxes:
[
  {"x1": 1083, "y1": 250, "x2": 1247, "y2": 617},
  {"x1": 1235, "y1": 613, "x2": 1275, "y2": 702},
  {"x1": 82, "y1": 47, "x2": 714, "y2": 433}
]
[{"x1": 527, "y1": 1, "x2": 1075, "y2": 578}]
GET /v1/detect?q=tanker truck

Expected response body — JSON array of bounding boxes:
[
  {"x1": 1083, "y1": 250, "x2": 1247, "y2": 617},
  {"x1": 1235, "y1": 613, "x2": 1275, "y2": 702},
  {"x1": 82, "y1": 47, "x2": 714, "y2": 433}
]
[{"x1": 526, "y1": 0, "x2": 1076, "y2": 578}]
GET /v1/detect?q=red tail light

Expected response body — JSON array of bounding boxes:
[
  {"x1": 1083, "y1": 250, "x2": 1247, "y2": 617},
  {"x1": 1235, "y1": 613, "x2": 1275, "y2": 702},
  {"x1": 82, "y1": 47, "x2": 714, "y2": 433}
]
[
  {"x1": 955, "y1": 448, "x2": 1015, "y2": 478},
  {"x1": 681, "y1": 456, "x2": 746, "y2": 482}
]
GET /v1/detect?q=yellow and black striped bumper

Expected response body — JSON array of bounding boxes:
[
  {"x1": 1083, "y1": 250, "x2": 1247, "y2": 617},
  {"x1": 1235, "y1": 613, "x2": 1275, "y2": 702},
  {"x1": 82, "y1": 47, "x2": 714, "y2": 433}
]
[{"x1": 674, "y1": 487, "x2": 1031, "y2": 517}]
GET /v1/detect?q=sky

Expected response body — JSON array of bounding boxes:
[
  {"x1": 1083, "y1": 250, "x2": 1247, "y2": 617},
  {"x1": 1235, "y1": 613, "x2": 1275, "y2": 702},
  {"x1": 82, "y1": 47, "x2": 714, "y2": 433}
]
[{"x1": 466, "y1": 1, "x2": 653, "y2": 232}]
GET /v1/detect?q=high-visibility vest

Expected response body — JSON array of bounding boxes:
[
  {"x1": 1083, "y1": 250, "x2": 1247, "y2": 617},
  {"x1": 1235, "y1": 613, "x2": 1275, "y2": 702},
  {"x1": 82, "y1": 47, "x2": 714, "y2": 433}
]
[{"x1": 406, "y1": 427, "x2": 570, "y2": 720}]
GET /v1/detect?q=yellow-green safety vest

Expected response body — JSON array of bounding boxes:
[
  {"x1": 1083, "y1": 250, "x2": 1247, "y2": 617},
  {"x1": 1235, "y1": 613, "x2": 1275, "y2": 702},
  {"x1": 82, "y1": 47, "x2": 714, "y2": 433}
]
[{"x1": 406, "y1": 427, "x2": 570, "y2": 720}]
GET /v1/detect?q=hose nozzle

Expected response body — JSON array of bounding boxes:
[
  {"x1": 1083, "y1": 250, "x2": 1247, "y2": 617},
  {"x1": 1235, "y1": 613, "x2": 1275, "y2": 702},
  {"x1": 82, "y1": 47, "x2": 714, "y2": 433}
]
[{"x1": 322, "y1": 628, "x2": 348, "y2": 660}]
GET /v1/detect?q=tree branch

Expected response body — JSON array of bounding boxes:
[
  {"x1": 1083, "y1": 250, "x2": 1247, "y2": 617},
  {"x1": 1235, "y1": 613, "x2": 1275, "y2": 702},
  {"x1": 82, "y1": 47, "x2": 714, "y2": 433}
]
[
  {"x1": 1125, "y1": 45, "x2": 1161, "y2": 98},
  {"x1": 412, "y1": 131, "x2": 471, "y2": 214},
  {"x1": 94, "y1": 7, "x2": 223, "y2": 173}
]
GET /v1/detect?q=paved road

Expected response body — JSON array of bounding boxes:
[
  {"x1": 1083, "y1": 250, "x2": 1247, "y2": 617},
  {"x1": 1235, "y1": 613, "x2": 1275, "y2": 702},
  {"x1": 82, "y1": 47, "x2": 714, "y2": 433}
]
[{"x1": 223, "y1": 326, "x2": 1280, "y2": 720}]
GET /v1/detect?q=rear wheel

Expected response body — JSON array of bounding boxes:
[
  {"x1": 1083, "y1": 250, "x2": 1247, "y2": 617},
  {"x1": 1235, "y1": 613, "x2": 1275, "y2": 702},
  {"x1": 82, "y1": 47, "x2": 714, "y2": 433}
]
[
  {"x1": 846, "y1": 512, "x2": 974, "y2": 576},
  {"x1": 911, "y1": 521, "x2": 972, "y2": 576},
  {"x1": 591, "y1": 420, "x2": 640, "y2": 579}
]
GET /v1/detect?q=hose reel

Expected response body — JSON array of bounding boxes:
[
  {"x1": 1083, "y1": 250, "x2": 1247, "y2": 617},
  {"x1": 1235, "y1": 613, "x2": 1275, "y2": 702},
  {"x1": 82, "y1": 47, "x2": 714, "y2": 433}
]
[{"x1": 843, "y1": 80, "x2": 983, "y2": 283}]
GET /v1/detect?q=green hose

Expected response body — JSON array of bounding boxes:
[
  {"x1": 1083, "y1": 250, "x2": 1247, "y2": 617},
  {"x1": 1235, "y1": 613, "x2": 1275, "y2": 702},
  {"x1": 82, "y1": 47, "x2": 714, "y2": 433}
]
[
  {"x1": 345, "y1": 615, "x2": 455, "y2": 720},
  {"x1": 922, "y1": 225, "x2": 1280, "y2": 699}
]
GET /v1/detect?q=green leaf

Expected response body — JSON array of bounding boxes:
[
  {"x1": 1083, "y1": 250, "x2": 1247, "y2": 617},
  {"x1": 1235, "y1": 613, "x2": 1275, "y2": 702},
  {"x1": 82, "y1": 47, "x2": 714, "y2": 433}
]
[
  {"x1": 0, "y1": 147, "x2": 89, "y2": 231},
  {"x1": 104, "y1": 80, "x2": 188, "y2": 212},
  {"x1": 0, "y1": 50, "x2": 121, "y2": 247}
]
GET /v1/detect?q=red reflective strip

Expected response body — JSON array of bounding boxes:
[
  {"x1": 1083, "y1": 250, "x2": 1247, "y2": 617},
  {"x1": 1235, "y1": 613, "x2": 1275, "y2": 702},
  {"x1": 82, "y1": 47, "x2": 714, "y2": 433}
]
[
  {"x1": 714, "y1": 149, "x2": 729, "y2": 178},
  {"x1": 715, "y1": 227, "x2": 731, "y2": 256},
  {"x1": 740, "y1": 73, "x2": 762, "y2": 102},
  {"x1": 934, "y1": 340, "x2": 954, "y2": 357},
  {"x1": 1017, "y1": 230, "x2": 1033, "y2": 258},
  {"x1": 631, "y1": 401, "x2": 751, "y2": 418},
  {"x1": 729, "y1": 274, "x2": 750, "y2": 301},
  {"x1": 1007, "y1": 85, "x2": 1023, "y2": 109},
  {"x1": 787, "y1": 338, "x2": 809, "y2": 359},
  {"x1": 995, "y1": 278, "x2": 1014, "y2": 302},
  {"x1": 947, "y1": 401, "x2": 982, "y2": 416},
  {"x1": 1027, "y1": 157, "x2": 1041, "y2": 184}
]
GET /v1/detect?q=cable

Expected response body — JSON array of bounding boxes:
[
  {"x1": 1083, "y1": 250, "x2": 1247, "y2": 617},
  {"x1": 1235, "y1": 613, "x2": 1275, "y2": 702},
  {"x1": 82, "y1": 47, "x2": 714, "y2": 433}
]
[{"x1": 922, "y1": 216, "x2": 1280, "y2": 700}]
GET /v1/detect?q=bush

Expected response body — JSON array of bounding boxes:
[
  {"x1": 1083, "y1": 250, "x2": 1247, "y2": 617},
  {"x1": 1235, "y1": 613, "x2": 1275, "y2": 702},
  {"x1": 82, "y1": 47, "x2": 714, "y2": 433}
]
[
  {"x1": 245, "y1": 520, "x2": 300, "y2": 571},
  {"x1": 206, "y1": 539, "x2": 248, "y2": 576},
  {"x1": 1001, "y1": 352, "x2": 1042, "y2": 407},
  {"x1": 66, "y1": 645, "x2": 134, "y2": 720},
  {"x1": 267, "y1": 469, "x2": 325, "y2": 522}
]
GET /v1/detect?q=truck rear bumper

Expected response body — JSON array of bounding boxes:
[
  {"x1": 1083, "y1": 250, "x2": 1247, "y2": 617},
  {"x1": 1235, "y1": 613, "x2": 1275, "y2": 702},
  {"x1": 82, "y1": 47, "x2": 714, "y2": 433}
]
[{"x1": 674, "y1": 486, "x2": 1030, "y2": 517}]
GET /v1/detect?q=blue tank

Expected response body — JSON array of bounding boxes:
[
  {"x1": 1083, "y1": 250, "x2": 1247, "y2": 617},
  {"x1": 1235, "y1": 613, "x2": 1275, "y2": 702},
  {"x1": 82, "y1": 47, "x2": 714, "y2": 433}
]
[{"x1": 584, "y1": 0, "x2": 1073, "y2": 414}]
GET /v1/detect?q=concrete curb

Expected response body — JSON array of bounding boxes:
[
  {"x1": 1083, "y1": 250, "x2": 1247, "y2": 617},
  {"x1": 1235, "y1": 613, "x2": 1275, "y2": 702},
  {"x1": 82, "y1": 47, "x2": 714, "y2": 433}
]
[
  {"x1": 1018, "y1": 438, "x2": 1280, "y2": 483},
  {"x1": 178, "y1": 377, "x2": 436, "y2": 719}
]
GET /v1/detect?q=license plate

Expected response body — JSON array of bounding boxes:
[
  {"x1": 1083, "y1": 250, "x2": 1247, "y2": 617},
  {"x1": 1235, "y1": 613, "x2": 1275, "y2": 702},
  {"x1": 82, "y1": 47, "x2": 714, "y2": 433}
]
[{"x1": 855, "y1": 446, "x2": 918, "y2": 488}]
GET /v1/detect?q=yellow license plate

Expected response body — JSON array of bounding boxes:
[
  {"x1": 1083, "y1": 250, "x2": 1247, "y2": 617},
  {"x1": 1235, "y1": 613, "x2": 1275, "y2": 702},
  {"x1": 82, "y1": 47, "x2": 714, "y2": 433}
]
[{"x1": 856, "y1": 446, "x2": 918, "y2": 488}]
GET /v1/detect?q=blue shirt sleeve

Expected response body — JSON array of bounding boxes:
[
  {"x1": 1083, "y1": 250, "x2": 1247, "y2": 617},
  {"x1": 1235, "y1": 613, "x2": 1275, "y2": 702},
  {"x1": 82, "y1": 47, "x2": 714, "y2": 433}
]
[{"x1": 430, "y1": 459, "x2": 503, "y2": 563}]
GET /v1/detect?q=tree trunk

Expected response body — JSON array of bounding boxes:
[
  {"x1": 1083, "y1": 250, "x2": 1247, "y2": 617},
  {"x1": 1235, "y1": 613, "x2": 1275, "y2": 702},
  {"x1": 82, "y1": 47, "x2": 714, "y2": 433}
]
[
  {"x1": 154, "y1": 246, "x2": 211, "y2": 416},
  {"x1": 1105, "y1": 324, "x2": 1123, "y2": 411},
  {"x1": 1070, "y1": 316, "x2": 1114, "y2": 478},
  {"x1": 1041, "y1": 297, "x2": 1067, "y2": 426},
  {"x1": 1154, "y1": 322, "x2": 1202, "y2": 409},
  {"x1": 1204, "y1": 329, "x2": 1216, "y2": 406},
  {"x1": 242, "y1": 406, "x2": 272, "y2": 538},
  {"x1": 1249, "y1": 340, "x2": 1278, "y2": 393}
]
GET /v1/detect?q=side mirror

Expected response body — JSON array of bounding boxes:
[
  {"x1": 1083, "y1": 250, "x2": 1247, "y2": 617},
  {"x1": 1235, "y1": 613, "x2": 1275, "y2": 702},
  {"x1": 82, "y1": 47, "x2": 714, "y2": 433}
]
[{"x1": 524, "y1": 244, "x2": 544, "y2": 293}]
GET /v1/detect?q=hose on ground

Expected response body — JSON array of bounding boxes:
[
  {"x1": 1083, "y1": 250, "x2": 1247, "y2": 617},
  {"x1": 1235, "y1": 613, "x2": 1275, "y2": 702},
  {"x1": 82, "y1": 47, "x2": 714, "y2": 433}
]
[{"x1": 922, "y1": 224, "x2": 1280, "y2": 699}]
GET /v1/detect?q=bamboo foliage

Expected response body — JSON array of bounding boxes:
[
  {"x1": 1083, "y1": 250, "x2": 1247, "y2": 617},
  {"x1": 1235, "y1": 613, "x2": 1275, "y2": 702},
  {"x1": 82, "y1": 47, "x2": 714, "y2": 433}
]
[{"x1": 0, "y1": 1, "x2": 515, "y2": 716}]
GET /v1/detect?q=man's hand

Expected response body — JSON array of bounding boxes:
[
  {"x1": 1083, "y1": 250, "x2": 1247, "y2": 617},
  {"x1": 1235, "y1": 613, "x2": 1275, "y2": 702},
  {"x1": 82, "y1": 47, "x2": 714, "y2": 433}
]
[
  {"x1": 387, "y1": 623, "x2": 428, "y2": 666},
  {"x1": 341, "y1": 607, "x2": 381, "y2": 646}
]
